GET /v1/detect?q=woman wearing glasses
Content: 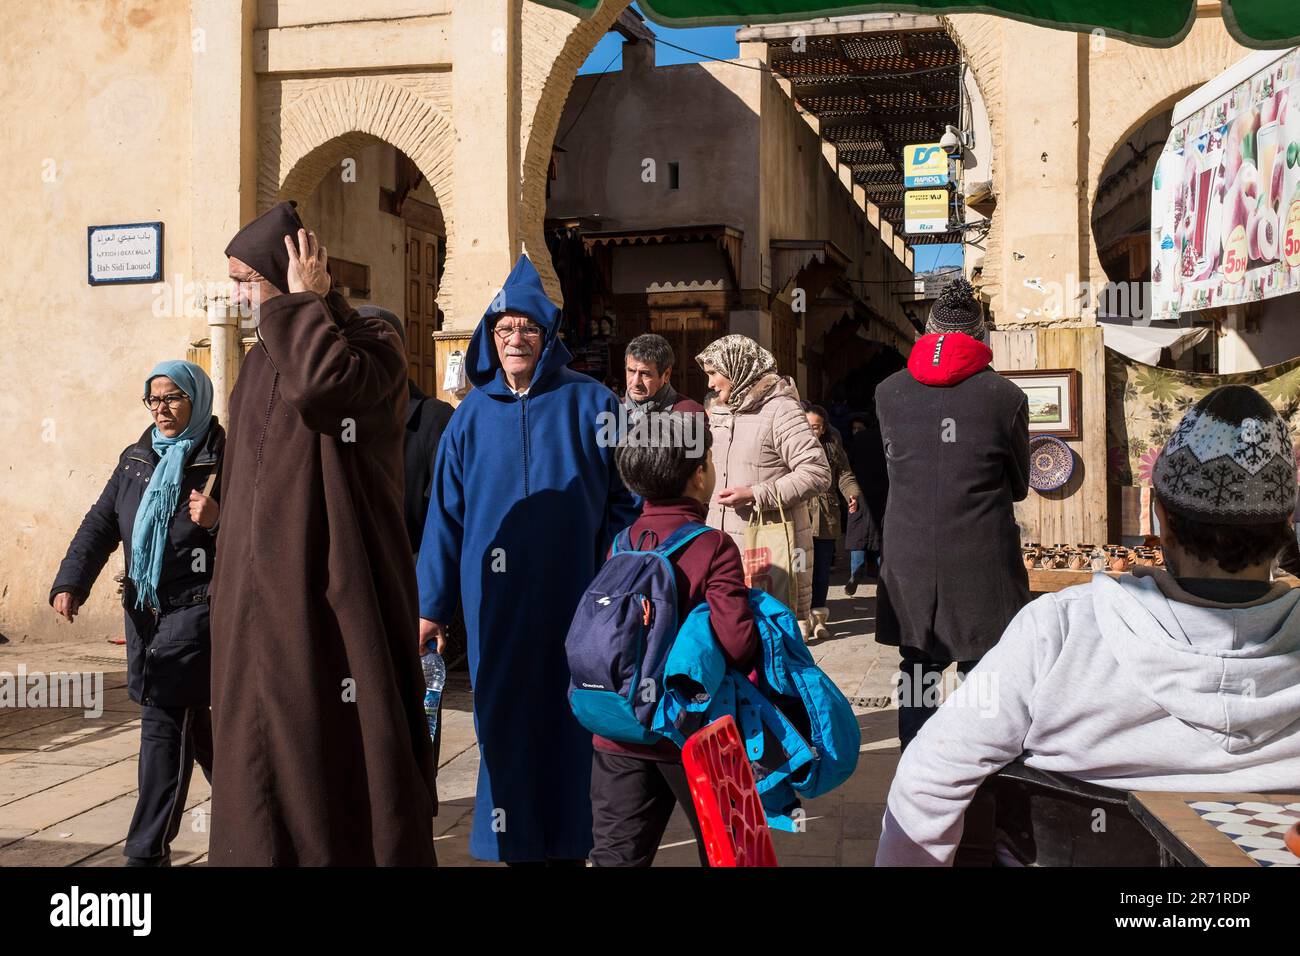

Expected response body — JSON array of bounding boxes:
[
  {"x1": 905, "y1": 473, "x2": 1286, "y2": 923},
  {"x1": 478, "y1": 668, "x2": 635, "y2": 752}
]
[{"x1": 49, "y1": 360, "x2": 223, "y2": 866}]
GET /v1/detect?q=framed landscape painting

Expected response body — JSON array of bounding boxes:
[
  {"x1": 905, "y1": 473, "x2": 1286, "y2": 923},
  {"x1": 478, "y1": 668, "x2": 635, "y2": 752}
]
[{"x1": 999, "y1": 369, "x2": 1081, "y2": 440}]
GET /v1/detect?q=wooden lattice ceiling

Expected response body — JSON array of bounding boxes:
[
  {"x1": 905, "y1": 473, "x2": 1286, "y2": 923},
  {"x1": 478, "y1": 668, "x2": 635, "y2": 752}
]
[{"x1": 766, "y1": 27, "x2": 960, "y2": 244}]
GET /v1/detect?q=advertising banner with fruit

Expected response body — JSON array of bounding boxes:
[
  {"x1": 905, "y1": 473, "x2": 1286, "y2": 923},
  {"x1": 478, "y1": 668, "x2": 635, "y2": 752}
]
[{"x1": 1151, "y1": 48, "x2": 1300, "y2": 320}]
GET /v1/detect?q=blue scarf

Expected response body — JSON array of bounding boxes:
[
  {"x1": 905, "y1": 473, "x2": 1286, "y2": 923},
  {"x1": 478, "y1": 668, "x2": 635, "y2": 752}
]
[{"x1": 129, "y1": 360, "x2": 214, "y2": 611}]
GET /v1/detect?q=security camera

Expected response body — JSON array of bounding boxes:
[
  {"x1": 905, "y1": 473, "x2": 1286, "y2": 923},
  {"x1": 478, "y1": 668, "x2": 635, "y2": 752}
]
[{"x1": 939, "y1": 126, "x2": 963, "y2": 156}]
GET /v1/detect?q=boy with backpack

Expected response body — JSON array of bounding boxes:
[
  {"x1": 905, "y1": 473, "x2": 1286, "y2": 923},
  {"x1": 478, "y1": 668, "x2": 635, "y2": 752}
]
[{"x1": 579, "y1": 412, "x2": 759, "y2": 867}]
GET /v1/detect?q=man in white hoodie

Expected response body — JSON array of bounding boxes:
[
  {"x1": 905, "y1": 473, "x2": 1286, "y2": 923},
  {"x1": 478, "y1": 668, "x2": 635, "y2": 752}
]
[{"x1": 877, "y1": 384, "x2": 1300, "y2": 866}]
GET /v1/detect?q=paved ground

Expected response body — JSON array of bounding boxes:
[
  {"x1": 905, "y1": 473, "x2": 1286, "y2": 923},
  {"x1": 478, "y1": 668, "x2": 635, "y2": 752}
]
[{"x1": 0, "y1": 567, "x2": 901, "y2": 867}]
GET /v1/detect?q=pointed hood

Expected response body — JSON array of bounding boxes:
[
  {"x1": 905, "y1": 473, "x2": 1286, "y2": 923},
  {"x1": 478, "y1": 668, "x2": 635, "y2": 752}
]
[
  {"x1": 465, "y1": 254, "x2": 572, "y2": 396},
  {"x1": 1091, "y1": 569, "x2": 1300, "y2": 753},
  {"x1": 907, "y1": 332, "x2": 992, "y2": 387}
]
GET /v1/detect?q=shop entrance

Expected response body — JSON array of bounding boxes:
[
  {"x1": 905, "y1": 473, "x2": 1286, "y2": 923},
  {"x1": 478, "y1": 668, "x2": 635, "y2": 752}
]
[{"x1": 296, "y1": 141, "x2": 447, "y2": 394}]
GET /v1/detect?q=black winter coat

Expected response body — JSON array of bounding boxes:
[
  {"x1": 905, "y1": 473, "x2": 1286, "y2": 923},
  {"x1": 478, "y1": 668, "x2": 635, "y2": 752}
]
[
  {"x1": 845, "y1": 415, "x2": 888, "y2": 553},
  {"x1": 874, "y1": 342, "x2": 1030, "y2": 662},
  {"x1": 50, "y1": 420, "x2": 225, "y2": 707},
  {"x1": 403, "y1": 381, "x2": 454, "y2": 554}
]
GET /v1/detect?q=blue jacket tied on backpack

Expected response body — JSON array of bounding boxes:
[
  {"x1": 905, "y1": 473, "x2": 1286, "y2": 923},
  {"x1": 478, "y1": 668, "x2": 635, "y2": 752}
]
[{"x1": 655, "y1": 589, "x2": 861, "y2": 831}]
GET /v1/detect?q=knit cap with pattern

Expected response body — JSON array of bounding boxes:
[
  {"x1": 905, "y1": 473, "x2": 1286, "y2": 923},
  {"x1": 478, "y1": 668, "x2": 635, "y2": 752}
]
[
  {"x1": 925, "y1": 276, "x2": 985, "y2": 341},
  {"x1": 1152, "y1": 384, "x2": 1297, "y2": 525}
]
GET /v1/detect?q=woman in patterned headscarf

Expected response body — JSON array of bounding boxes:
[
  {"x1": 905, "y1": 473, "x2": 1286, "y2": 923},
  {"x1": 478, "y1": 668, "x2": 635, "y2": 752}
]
[{"x1": 696, "y1": 334, "x2": 831, "y2": 638}]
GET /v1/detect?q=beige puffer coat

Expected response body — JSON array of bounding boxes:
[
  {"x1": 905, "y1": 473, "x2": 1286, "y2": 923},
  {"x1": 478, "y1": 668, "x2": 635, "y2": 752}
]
[{"x1": 705, "y1": 374, "x2": 831, "y2": 623}]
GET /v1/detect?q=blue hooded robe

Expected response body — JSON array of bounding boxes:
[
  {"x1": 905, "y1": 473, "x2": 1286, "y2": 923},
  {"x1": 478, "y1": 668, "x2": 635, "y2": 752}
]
[{"x1": 417, "y1": 255, "x2": 638, "y2": 862}]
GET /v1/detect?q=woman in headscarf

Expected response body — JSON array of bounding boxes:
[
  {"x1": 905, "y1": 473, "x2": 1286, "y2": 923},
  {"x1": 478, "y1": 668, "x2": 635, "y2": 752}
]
[
  {"x1": 696, "y1": 334, "x2": 830, "y2": 637},
  {"x1": 50, "y1": 360, "x2": 223, "y2": 866},
  {"x1": 804, "y1": 404, "x2": 862, "y2": 640}
]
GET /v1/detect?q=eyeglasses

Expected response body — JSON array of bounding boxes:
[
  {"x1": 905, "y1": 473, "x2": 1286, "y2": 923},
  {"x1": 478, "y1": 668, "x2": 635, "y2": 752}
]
[
  {"x1": 144, "y1": 394, "x2": 189, "y2": 412},
  {"x1": 493, "y1": 322, "x2": 544, "y2": 341}
]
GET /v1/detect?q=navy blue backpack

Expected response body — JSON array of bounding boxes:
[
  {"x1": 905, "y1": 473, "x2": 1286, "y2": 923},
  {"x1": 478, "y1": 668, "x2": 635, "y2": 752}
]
[{"x1": 565, "y1": 522, "x2": 712, "y2": 744}]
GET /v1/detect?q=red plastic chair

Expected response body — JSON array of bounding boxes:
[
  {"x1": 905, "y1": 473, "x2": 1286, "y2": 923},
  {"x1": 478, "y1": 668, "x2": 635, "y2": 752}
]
[{"x1": 681, "y1": 715, "x2": 778, "y2": 867}]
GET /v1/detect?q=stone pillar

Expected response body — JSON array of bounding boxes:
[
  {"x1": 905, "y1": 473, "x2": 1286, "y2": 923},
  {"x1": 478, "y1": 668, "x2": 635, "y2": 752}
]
[
  {"x1": 190, "y1": 0, "x2": 259, "y2": 415},
  {"x1": 444, "y1": 0, "x2": 521, "y2": 331},
  {"x1": 207, "y1": 298, "x2": 237, "y2": 417},
  {"x1": 996, "y1": 25, "x2": 1089, "y2": 324}
]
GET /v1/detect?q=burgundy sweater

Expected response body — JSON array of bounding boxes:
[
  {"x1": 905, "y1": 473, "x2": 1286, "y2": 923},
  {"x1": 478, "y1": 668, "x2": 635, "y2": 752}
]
[{"x1": 593, "y1": 498, "x2": 759, "y2": 762}]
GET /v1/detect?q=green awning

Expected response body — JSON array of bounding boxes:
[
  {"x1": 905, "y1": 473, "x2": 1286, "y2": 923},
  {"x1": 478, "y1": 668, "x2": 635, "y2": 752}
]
[{"x1": 532, "y1": 1, "x2": 1300, "y2": 49}]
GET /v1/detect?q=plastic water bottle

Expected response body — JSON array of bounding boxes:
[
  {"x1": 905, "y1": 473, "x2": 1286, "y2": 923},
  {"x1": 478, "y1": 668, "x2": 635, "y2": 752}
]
[{"x1": 421, "y1": 649, "x2": 445, "y2": 743}]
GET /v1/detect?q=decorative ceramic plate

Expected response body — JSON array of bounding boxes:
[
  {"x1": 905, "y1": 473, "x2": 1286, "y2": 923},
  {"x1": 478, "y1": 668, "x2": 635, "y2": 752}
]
[{"x1": 1029, "y1": 435, "x2": 1074, "y2": 492}]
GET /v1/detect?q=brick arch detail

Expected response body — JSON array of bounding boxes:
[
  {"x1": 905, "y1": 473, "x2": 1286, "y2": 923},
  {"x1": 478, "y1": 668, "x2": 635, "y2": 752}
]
[
  {"x1": 517, "y1": 0, "x2": 642, "y2": 303},
  {"x1": 262, "y1": 76, "x2": 457, "y2": 319},
  {"x1": 519, "y1": 5, "x2": 1006, "y2": 312},
  {"x1": 516, "y1": 9, "x2": 1248, "y2": 326},
  {"x1": 1082, "y1": 23, "x2": 1251, "y2": 306},
  {"x1": 938, "y1": 17, "x2": 1252, "y2": 323}
]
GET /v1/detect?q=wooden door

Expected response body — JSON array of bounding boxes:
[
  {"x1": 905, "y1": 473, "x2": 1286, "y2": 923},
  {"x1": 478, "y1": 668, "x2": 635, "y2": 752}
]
[
  {"x1": 406, "y1": 226, "x2": 440, "y2": 397},
  {"x1": 650, "y1": 309, "x2": 725, "y2": 403},
  {"x1": 771, "y1": 311, "x2": 798, "y2": 382}
]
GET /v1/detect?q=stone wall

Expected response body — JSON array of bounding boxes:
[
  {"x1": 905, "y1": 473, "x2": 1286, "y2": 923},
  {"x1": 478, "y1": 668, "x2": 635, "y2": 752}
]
[
  {"x1": 518, "y1": 0, "x2": 634, "y2": 303},
  {"x1": 944, "y1": 12, "x2": 1255, "y2": 325},
  {"x1": 0, "y1": 0, "x2": 197, "y2": 643},
  {"x1": 259, "y1": 73, "x2": 457, "y2": 320}
]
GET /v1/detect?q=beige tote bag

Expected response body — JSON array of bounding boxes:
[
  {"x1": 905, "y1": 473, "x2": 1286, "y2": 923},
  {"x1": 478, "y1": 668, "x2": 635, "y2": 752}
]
[{"x1": 741, "y1": 499, "x2": 800, "y2": 613}]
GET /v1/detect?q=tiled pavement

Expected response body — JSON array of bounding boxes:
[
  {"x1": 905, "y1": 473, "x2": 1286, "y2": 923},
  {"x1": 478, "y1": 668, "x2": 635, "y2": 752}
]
[{"x1": 0, "y1": 572, "x2": 902, "y2": 867}]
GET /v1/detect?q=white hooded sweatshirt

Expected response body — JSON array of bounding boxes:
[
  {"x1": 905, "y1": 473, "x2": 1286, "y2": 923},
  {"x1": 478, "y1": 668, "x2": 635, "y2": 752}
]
[{"x1": 876, "y1": 567, "x2": 1300, "y2": 866}]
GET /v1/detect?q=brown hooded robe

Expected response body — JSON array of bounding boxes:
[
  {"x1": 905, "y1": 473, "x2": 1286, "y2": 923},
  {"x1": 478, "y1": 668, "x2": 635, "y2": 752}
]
[{"x1": 208, "y1": 281, "x2": 437, "y2": 866}]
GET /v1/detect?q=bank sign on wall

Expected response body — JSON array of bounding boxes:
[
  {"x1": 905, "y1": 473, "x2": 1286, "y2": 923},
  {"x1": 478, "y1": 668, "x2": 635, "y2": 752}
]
[
  {"x1": 904, "y1": 190, "x2": 950, "y2": 234},
  {"x1": 904, "y1": 143, "x2": 952, "y2": 235},
  {"x1": 904, "y1": 143, "x2": 949, "y2": 188},
  {"x1": 1151, "y1": 48, "x2": 1300, "y2": 319}
]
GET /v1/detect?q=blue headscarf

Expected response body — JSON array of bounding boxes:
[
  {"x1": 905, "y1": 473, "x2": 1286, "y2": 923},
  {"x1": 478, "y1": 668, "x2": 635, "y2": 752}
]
[{"x1": 129, "y1": 360, "x2": 214, "y2": 611}]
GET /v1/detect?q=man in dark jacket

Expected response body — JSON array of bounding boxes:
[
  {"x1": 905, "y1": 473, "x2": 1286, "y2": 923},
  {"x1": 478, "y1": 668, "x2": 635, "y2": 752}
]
[
  {"x1": 355, "y1": 305, "x2": 455, "y2": 554},
  {"x1": 624, "y1": 334, "x2": 704, "y2": 416},
  {"x1": 355, "y1": 304, "x2": 454, "y2": 805},
  {"x1": 874, "y1": 278, "x2": 1030, "y2": 749}
]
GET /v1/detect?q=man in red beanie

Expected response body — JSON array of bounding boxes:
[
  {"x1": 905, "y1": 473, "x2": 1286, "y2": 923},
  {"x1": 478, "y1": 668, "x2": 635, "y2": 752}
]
[{"x1": 874, "y1": 277, "x2": 1031, "y2": 749}]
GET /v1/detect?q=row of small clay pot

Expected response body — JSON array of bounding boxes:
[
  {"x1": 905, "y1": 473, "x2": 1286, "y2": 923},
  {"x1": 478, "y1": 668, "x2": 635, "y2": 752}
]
[
  {"x1": 1025, "y1": 551, "x2": 1091, "y2": 571},
  {"x1": 1114, "y1": 547, "x2": 1165, "y2": 571},
  {"x1": 1022, "y1": 545, "x2": 1164, "y2": 572}
]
